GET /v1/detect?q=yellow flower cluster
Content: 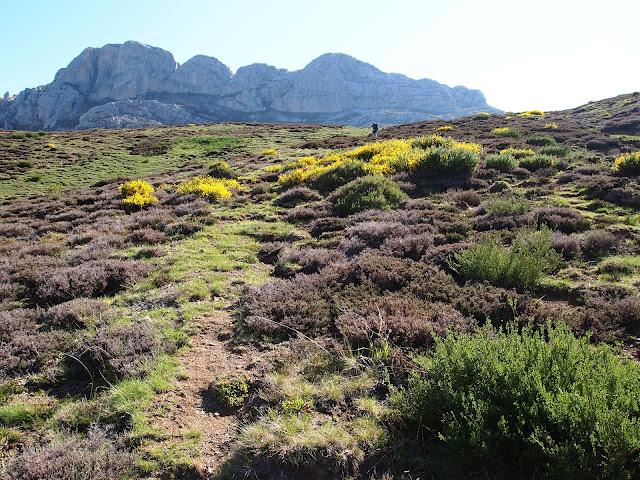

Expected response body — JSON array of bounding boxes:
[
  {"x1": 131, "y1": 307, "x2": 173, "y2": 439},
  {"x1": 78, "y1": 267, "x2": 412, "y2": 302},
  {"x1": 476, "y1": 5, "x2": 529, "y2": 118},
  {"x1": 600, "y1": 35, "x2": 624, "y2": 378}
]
[
  {"x1": 436, "y1": 124, "x2": 454, "y2": 132},
  {"x1": 277, "y1": 135, "x2": 482, "y2": 186},
  {"x1": 544, "y1": 122, "x2": 559, "y2": 129},
  {"x1": 492, "y1": 127, "x2": 512, "y2": 135},
  {"x1": 119, "y1": 179, "x2": 158, "y2": 208},
  {"x1": 518, "y1": 110, "x2": 545, "y2": 118},
  {"x1": 261, "y1": 148, "x2": 278, "y2": 156},
  {"x1": 178, "y1": 176, "x2": 240, "y2": 200}
]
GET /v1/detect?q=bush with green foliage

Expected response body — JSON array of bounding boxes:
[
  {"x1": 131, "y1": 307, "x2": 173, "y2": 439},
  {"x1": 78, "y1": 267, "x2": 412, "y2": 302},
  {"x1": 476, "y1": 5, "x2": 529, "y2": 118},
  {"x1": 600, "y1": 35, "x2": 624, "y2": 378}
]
[
  {"x1": 519, "y1": 154, "x2": 557, "y2": 171},
  {"x1": 311, "y1": 160, "x2": 368, "y2": 193},
  {"x1": 491, "y1": 127, "x2": 521, "y2": 138},
  {"x1": 481, "y1": 195, "x2": 530, "y2": 215},
  {"x1": 331, "y1": 176, "x2": 408, "y2": 216},
  {"x1": 213, "y1": 375, "x2": 249, "y2": 408},
  {"x1": 207, "y1": 159, "x2": 236, "y2": 179},
  {"x1": 413, "y1": 146, "x2": 479, "y2": 178},
  {"x1": 452, "y1": 228, "x2": 560, "y2": 290},
  {"x1": 527, "y1": 134, "x2": 557, "y2": 146},
  {"x1": 485, "y1": 153, "x2": 517, "y2": 172},
  {"x1": 539, "y1": 144, "x2": 570, "y2": 157},
  {"x1": 613, "y1": 152, "x2": 640, "y2": 176},
  {"x1": 395, "y1": 323, "x2": 640, "y2": 479}
]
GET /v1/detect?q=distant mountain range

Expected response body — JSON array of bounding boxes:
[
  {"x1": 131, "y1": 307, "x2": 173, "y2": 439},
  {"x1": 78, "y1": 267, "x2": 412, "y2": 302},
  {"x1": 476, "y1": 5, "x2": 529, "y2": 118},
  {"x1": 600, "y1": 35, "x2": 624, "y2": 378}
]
[{"x1": 0, "y1": 41, "x2": 499, "y2": 130}]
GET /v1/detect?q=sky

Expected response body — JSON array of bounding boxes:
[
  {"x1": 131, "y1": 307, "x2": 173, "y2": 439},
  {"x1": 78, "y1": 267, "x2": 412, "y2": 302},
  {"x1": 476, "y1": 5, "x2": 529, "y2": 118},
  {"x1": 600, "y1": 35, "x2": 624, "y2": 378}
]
[{"x1": 2, "y1": 0, "x2": 639, "y2": 112}]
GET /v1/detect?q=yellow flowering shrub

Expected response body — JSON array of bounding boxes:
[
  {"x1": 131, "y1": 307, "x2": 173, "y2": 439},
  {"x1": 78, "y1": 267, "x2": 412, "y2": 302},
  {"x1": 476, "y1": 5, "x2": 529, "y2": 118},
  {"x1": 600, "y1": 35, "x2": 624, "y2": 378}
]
[
  {"x1": 178, "y1": 176, "x2": 240, "y2": 200},
  {"x1": 544, "y1": 122, "x2": 559, "y2": 129},
  {"x1": 119, "y1": 179, "x2": 158, "y2": 208},
  {"x1": 436, "y1": 125, "x2": 454, "y2": 132},
  {"x1": 500, "y1": 147, "x2": 536, "y2": 158},
  {"x1": 613, "y1": 152, "x2": 640, "y2": 176},
  {"x1": 277, "y1": 135, "x2": 482, "y2": 188},
  {"x1": 261, "y1": 148, "x2": 278, "y2": 156},
  {"x1": 518, "y1": 110, "x2": 545, "y2": 118}
]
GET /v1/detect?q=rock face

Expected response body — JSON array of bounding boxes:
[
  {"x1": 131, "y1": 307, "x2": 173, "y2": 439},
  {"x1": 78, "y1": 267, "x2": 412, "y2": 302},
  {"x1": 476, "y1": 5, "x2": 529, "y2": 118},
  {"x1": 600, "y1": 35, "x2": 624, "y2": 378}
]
[{"x1": 0, "y1": 41, "x2": 499, "y2": 130}]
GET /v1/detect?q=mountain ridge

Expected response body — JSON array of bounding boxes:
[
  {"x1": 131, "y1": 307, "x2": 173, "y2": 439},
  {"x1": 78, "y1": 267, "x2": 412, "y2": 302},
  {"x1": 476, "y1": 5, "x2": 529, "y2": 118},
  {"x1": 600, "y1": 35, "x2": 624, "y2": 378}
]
[{"x1": 0, "y1": 41, "x2": 499, "y2": 130}]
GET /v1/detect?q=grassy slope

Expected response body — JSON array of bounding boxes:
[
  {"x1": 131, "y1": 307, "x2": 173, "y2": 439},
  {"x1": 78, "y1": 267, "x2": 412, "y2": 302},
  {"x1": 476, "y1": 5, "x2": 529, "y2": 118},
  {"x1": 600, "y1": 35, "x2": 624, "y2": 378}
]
[{"x1": 1, "y1": 93, "x2": 640, "y2": 478}]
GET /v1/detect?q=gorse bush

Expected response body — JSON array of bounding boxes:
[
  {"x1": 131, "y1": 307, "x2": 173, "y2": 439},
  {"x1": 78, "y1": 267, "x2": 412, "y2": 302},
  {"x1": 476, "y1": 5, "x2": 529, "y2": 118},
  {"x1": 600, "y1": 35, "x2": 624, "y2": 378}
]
[
  {"x1": 453, "y1": 228, "x2": 560, "y2": 290},
  {"x1": 527, "y1": 134, "x2": 557, "y2": 146},
  {"x1": 213, "y1": 375, "x2": 249, "y2": 408},
  {"x1": 177, "y1": 176, "x2": 240, "y2": 200},
  {"x1": 311, "y1": 160, "x2": 369, "y2": 193},
  {"x1": 485, "y1": 153, "x2": 517, "y2": 172},
  {"x1": 277, "y1": 136, "x2": 481, "y2": 187},
  {"x1": 395, "y1": 323, "x2": 640, "y2": 479},
  {"x1": 491, "y1": 127, "x2": 521, "y2": 138},
  {"x1": 119, "y1": 179, "x2": 158, "y2": 209},
  {"x1": 436, "y1": 124, "x2": 454, "y2": 131},
  {"x1": 539, "y1": 144, "x2": 570, "y2": 157},
  {"x1": 331, "y1": 176, "x2": 408, "y2": 215},
  {"x1": 518, "y1": 109, "x2": 545, "y2": 117},
  {"x1": 613, "y1": 152, "x2": 640, "y2": 176},
  {"x1": 481, "y1": 195, "x2": 530, "y2": 215},
  {"x1": 519, "y1": 154, "x2": 557, "y2": 171},
  {"x1": 207, "y1": 159, "x2": 236, "y2": 179},
  {"x1": 500, "y1": 147, "x2": 536, "y2": 158}
]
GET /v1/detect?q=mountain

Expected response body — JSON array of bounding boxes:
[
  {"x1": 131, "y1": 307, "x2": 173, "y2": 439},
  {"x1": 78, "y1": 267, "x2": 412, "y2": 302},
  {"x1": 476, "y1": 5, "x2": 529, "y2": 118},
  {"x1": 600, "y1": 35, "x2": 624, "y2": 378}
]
[{"x1": 0, "y1": 41, "x2": 498, "y2": 130}]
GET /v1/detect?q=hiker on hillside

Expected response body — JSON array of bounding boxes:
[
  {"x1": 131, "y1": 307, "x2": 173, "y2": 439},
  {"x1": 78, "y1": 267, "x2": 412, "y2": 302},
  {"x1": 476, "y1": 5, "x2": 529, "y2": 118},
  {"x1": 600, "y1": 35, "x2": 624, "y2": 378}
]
[{"x1": 371, "y1": 122, "x2": 379, "y2": 139}]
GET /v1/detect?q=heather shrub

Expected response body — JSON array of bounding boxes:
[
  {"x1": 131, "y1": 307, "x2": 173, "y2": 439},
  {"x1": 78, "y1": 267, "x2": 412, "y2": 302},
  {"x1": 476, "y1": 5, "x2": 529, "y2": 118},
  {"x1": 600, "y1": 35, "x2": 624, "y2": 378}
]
[
  {"x1": 74, "y1": 322, "x2": 164, "y2": 383},
  {"x1": 335, "y1": 293, "x2": 472, "y2": 347},
  {"x1": 41, "y1": 298, "x2": 106, "y2": 330},
  {"x1": 613, "y1": 152, "x2": 640, "y2": 176},
  {"x1": 527, "y1": 134, "x2": 557, "y2": 146},
  {"x1": 207, "y1": 159, "x2": 236, "y2": 179},
  {"x1": 452, "y1": 228, "x2": 560, "y2": 290},
  {"x1": 311, "y1": 160, "x2": 369, "y2": 193},
  {"x1": 34, "y1": 260, "x2": 143, "y2": 305},
  {"x1": 519, "y1": 154, "x2": 556, "y2": 171},
  {"x1": 485, "y1": 153, "x2": 517, "y2": 172},
  {"x1": 380, "y1": 232, "x2": 434, "y2": 260},
  {"x1": 581, "y1": 230, "x2": 619, "y2": 259},
  {"x1": 530, "y1": 207, "x2": 589, "y2": 233},
  {"x1": 4, "y1": 428, "x2": 135, "y2": 480},
  {"x1": 128, "y1": 228, "x2": 167, "y2": 244},
  {"x1": 551, "y1": 232, "x2": 583, "y2": 260},
  {"x1": 445, "y1": 189, "x2": 482, "y2": 207},
  {"x1": 331, "y1": 176, "x2": 408, "y2": 216},
  {"x1": 344, "y1": 221, "x2": 410, "y2": 249},
  {"x1": 500, "y1": 147, "x2": 535, "y2": 159},
  {"x1": 395, "y1": 323, "x2": 640, "y2": 479},
  {"x1": 273, "y1": 187, "x2": 323, "y2": 208},
  {"x1": 274, "y1": 247, "x2": 346, "y2": 277}
]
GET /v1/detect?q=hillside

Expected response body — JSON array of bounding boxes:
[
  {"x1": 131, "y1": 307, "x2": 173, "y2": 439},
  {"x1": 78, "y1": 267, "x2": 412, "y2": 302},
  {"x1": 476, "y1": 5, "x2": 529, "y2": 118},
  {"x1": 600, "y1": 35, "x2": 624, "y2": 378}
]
[
  {"x1": 0, "y1": 41, "x2": 497, "y2": 130},
  {"x1": 1, "y1": 92, "x2": 640, "y2": 479}
]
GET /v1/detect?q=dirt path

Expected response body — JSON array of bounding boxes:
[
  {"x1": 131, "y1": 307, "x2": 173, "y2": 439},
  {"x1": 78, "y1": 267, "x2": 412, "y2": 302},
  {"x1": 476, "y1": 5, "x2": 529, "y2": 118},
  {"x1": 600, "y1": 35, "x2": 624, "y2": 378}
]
[{"x1": 150, "y1": 306, "x2": 253, "y2": 477}]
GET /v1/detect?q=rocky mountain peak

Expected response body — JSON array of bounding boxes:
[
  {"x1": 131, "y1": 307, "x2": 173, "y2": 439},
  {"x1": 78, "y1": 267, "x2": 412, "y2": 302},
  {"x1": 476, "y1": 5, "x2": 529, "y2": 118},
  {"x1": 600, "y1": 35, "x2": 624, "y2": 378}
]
[{"x1": 0, "y1": 41, "x2": 498, "y2": 130}]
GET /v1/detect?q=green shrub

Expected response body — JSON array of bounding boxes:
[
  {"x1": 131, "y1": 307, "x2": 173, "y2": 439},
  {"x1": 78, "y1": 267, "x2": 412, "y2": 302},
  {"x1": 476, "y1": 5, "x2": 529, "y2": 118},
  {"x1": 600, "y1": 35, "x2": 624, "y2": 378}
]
[
  {"x1": 207, "y1": 159, "x2": 236, "y2": 179},
  {"x1": 519, "y1": 154, "x2": 557, "y2": 171},
  {"x1": 414, "y1": 146, "x2": 479, "y2": 178},
  {"x1": 395, "y1": 323, "x2": 640, "y2": 479},
  {"x1": 213, "y1": 375, "x2": 249, "y2": 408},
  {"x1": 474, "y1": 112, "x2": 492, "y2": 119},
  {"x1": 332, "y1": 176, "x2": 408, "y2": 216},
  {"x1": 491, "y1": 127, "x2": 521, "y2": 138},
  {"x1": 527, "y1": 134, "x2": 557, "y2": 146},
  {"x1": 485, "y1": 153, "x2": 517, "y2": 172},
  {"x1": 539, "y1": 145, "x2": 570, "y2": 157},
  {"x1": 452, "y1": 228, "x2": 560, "y2": 290},
  {"x1": 311, "y1": 160, "x2": 368, "y2": 193},
  {"x1": 614, "y1": 152, "x2": 640, "y2": 176},
  {"x1": 481, "y1": 195, "x2": 530, "y2": 215}
]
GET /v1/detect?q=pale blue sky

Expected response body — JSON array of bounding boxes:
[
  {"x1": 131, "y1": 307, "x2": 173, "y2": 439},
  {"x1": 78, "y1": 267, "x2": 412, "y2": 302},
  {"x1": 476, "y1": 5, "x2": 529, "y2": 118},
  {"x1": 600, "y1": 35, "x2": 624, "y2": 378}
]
[{"x1": 2, "y1": 0, "x2": 638, "y2": 111}]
